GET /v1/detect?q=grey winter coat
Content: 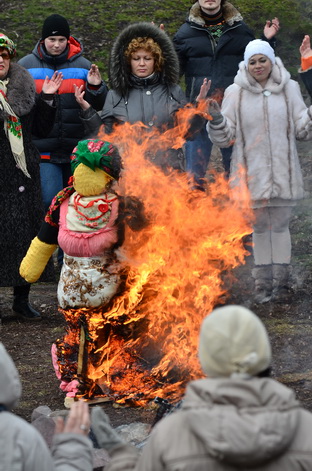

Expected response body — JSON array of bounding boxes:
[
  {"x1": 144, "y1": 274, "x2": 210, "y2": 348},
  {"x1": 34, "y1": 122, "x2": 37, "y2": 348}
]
[
  {"x1": 0, "y1": 342, "x2": 93, "y2": 471},
  {"x1": 208, "y1": 58, "x2": 312, "y2": 204},
  {"x1": 0, "y1": 63, "x2": 55, "y2": 287},
  {"x1": 103, "y1": 377, "x2": 312, "y2": 471},
  {"x1": 80, "y1": 23, "x2": 187, "y2": 170}
]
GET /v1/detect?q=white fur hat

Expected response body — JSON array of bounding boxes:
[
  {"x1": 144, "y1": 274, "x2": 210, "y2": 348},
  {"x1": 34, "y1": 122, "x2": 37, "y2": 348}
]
[
  {"x1": 244, "y1": 39, "x2": 276, "y2": 67},
  {"x1": 198, "y1": 305, "x2": 272, "y2": 378}
]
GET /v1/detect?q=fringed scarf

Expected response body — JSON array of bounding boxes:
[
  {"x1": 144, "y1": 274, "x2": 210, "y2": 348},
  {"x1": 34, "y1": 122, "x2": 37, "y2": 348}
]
[{"x1": 0, "y1": 79, "x2": 30, "y2": 178}]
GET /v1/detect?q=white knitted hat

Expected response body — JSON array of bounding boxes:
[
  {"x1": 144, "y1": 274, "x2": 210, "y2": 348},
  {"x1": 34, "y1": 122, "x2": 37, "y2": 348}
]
[
  {"x1": 244, "y1": 39, "x2": 276, "y2": 67},
  {"x1": 198, "y1": 305, "x2": 272, "y2": 378}
]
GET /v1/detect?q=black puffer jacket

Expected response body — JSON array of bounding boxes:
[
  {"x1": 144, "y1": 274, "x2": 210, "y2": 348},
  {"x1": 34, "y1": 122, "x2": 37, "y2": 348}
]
[
  {"x1": 300, "y1": 67, "x2": 312, "y2": 99},
  {"x1": 18, "y1": 37, "x2": 107, "y2": 163},
  {"x1": 174, "y1": 1, "x2": 269, "y2": 101}
]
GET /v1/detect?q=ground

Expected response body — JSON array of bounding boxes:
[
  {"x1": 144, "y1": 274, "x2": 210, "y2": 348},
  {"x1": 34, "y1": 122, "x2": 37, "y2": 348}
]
[{"x1": 1, "y1": 142, "x2": 312, "y2": 428}]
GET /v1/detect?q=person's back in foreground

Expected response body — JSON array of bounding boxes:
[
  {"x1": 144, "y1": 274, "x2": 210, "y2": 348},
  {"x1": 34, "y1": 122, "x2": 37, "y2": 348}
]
[
  {"x1": 90, "y1": 305, "x2": 312, "y2": 470},
  {"x1": 0, "y1": 342, "x2": 93, "y2": 471}
]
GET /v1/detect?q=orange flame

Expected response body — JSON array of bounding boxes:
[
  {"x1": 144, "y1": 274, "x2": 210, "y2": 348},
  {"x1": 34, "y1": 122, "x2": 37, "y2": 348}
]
[{"x1": 57, "y1": 103, "x2": 253, "y2": 406}]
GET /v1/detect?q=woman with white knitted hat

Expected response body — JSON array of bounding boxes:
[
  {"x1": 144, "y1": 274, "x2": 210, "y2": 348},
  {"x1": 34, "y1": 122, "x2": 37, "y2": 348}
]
[{"x1": 208, "y1": 39, "x2": 312, "y2": 304}]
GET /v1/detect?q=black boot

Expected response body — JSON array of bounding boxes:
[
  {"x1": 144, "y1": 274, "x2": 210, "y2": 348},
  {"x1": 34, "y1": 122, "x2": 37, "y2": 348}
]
[
  {"x1": 271, "y1": 264, "x2": 293, "y2": 303},
  {"x1": 13, "y1": 285, "x2": 41, "y2": 321},
  {"x1": 252, "y1": 265, "x2": 273, "y2": 304}
]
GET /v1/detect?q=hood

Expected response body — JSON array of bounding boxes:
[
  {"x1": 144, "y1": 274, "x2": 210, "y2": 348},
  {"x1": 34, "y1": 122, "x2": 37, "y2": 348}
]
[
  {"x1": 32, "y1": 35, "x2": 84, "y2": 65},
  {"x1": 0, "y1": 343, "x2": 21, "y2": 410},
  {"x1": 234, "y1": 56, "x2": 291, "y2": 94},
  {"x1": 189, "y1": 1, "x2": 243, "y2": 27},
  {"x1": 109, "y1": 22, "x2": 180, "y2": 96},
  {"x1": 182, "y1": 377, "x2": 300, "y2": 466}
]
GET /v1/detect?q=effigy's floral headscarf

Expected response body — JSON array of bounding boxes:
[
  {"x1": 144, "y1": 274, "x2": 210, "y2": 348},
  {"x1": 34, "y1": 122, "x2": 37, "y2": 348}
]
[
  {"x1": 70, "y1": 139, "x2": 122, "y2": 181},
  {"x1": 0, "y1": 33, "x2": 29, "y2": 177},
  {"x1": 45, "y1": 139, "x2": 122, "y2": 228}
]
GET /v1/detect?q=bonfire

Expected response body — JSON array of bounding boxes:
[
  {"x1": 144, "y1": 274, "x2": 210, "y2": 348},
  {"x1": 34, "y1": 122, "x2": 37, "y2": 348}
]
[{"x1": 56, "y1": 103, "x2": 253, "y2": 407}]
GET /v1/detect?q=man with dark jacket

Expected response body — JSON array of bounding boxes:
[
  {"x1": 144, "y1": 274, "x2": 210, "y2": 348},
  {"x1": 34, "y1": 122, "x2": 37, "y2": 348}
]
[
  {"x1": 19, "y1": 14, "x2": 108, "y2": 211},
  {"x1": 173, "y1": 0, "x2": 279, "y2": 189}
]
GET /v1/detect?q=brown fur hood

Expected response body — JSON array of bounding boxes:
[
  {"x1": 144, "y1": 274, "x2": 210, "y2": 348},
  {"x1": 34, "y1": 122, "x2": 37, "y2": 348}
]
[
  {"x1": 109, "y1": 22, "x2": 180, "y2": 96},
  {"x1": 0, "y1": 62, "x2": 36, "y2": 120},
  {"x1": 189, "y1": 1, "x2": 243, "y2": 27}
]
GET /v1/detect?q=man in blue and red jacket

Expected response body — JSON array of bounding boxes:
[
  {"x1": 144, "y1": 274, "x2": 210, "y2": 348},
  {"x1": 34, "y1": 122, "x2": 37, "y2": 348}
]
[{"x1": 19, "y1": 14, "x2": 108, "y2": 211}]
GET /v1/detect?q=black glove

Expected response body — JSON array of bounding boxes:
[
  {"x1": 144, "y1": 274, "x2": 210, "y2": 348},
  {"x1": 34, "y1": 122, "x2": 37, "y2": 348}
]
[
  {"x1": 208, "y1": 99, "x2": 223, "y2": 125},
  {"x1": 91, "y1": 407, "x2": 124, "y2": 451}
]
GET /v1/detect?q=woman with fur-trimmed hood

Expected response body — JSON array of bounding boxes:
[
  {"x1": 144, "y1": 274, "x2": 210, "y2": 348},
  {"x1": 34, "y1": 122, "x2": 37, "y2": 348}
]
[{"x1": 75, "y1": 22, "x2": 191, "y2": 171}]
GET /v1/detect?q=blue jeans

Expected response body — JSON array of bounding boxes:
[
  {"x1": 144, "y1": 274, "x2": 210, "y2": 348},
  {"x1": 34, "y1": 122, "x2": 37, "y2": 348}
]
[
  {"x1": 185, "y1": 127, "x2": 232, "y2": 187},
  {"x1": 40, "y1": 163, "x2": 72, "y2": 267},
  {"x1": 40, "y1": 162, "x2": 72, "y2": 211}
]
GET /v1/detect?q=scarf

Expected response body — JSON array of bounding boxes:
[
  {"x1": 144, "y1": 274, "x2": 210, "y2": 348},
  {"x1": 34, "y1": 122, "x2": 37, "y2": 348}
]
[
  {"x1": 0, "y1": 79, "x2": 30, "y2": 178},
  {"x1": 200, "y1": 8, "x2": 225, "y2": 42}
]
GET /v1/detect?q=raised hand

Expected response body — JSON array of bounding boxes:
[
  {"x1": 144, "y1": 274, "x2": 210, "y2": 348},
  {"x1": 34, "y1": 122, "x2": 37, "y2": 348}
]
[
  {"x1": 151, "y1": 22, "x2": 165, "y2": 30},
  {"x1": 55, "y1": 400, "x2": 90, "y2": 436},
  {"x1": 196, "y1": 78, "x2": 211, "y2": 102},
  {"x1": 207, "y1": 98, "x2": 223, "y2": 125},
  {"x1": 87, "y1": 64, "x2": 102, "y2": 86},
  {"x1": 74, "y1": 83, "x2": 91, "y2": 111},
  {"x1": 42, "y1": 71, "x2": 63, "y2": 94},
  {"x1": 300, "y1": 35, "x2": 312, "y2": 58},
  {"x1": 263, "y1": 17, "x2": 280, "y2": 40}
]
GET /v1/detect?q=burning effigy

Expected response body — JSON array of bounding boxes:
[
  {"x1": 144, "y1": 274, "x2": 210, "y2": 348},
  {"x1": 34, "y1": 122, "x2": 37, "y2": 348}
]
[
  {"x1": 19, "y1": 138, "x2": 147, "y2": 397},
  {"x1": 20, "y1": 104, "x2": 253, "y2": 407}
]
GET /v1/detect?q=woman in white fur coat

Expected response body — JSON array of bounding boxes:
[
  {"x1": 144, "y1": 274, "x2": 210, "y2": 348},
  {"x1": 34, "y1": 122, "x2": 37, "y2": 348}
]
[{"x1": 208, "y1": 39, "x2": 312, "y2": 304}]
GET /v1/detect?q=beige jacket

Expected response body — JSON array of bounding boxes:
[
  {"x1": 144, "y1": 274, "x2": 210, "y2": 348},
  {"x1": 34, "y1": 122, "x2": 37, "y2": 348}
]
[
  {"x1": 208, "y1": 58, "x2": 312, "y2": 203},
  {"x1": 105, "y1": 377, "x2": 312, "y2": 470},
  {"x1": 0, "y1": 343, "x2": 93, "y2": 471}
]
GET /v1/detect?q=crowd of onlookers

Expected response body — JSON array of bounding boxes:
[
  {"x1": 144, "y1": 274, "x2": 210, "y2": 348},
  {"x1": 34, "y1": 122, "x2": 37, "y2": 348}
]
[{"x1": 1, "y1": 0, "x2": 312, "y2": 469}]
